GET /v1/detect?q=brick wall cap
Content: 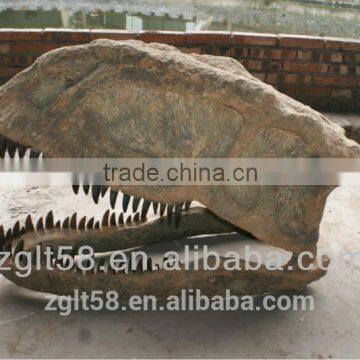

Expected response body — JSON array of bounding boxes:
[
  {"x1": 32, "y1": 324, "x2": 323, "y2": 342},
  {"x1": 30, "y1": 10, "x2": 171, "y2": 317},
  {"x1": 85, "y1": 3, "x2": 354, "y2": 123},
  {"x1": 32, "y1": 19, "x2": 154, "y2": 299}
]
[
  {"x1": 43, "y1": 28, "x2": 73, "y2": 32},
  {"x1": 43, "y1": 28, "x2": 92, "y2": 34},
  {"x1": 232, "y1": 32, "x2": 278, "y2": 46},
  {"x1": 138, "y1": 30, "x2": 186, "y2": 35},
  {"x1": 278, "y1": 34, "x2": 324, "y2": 40},
  {"x1": 90, "y1": 29, "x2": 137, "y2": 35},
  {"x1": 186, "y1": 30, "x2": 231, "y2": 35},
  {"x1": 325, "y1": 36, "x2": 360, "y2": 44},
  {"x1": 232, "y1": 31, "x2": 277, "y2": 38},
  {"x1": 0, "y1": 28, "x2": 42, "y2": 33}
]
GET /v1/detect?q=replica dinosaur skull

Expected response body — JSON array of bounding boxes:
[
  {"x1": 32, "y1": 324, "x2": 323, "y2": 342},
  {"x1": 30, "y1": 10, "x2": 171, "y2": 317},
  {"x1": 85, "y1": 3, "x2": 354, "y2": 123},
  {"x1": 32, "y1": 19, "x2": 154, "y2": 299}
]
[{"x1": 0, "y1": 39, "x2": 359, "y2": 298}]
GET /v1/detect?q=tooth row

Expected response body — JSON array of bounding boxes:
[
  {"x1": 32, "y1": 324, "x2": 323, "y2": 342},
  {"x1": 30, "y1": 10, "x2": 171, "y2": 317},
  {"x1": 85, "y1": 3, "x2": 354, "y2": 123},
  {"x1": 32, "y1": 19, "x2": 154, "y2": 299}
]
[
  {"x1": 72, "y1": 185, "x2": 192, "y2": 226},
  {"x1": 0, "y1": 206, "x2": 155, "y2": 253},
  {"x1": 0, "y1": 134, "x2": 41, "y2": 159}
]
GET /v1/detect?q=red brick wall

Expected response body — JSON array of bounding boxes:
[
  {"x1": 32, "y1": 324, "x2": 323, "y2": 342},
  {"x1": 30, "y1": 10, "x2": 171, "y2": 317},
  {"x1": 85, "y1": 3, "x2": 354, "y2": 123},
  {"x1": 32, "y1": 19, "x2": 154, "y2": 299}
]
[{"x1": 0, "y1": 29, "x2": 359, "y2": 112}]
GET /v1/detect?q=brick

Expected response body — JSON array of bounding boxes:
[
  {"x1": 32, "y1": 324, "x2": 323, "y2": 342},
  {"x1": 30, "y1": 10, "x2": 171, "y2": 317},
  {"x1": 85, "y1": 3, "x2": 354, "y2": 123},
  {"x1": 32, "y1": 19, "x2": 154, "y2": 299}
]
[
  {"x1": 204, "y1": 45, "x2": 231, "y2": 57},
  {"x1": 331, "y1": 89, "x2": 352, "y2": 98},
  {"x1": 311, "y1": 50, "x2": 323, "y2": 62},
  {"x1": 249, "y1": 48, "x2": 264, "y2": 58},
  {"x1": 266, "y1": 61, "x2": 282, "y2": 72},
  {"x1": 283, "y1": 61, "x2": 328, "y2": 73},
  {"x1": 297, "y1": 73, "x2": 312, "y2": 84},
  {"x1": 279, "y1": 73, "x2": 311, "y2": 85},
  {"x1": 231, "y1": 46, "x2": 249, "y2": 58},
  {"x1": 0, "y1": 54, "x2": 36, "y2": 67},
  {"x1": 186, "y1": 31, "x2": 231, "y2": 45},
  {"x1": 279, "y1": 34, "x2": 325, "y2": 49},
  {"x1": 266, "y1": 73, "x2": 278, "y2": 84},
  {"x1": 347, "y1": 66, "x2": 356, "y2": 74},
  {"x1": 297, "y1": 50, "x2": 313, "y2": 61},
  {"x1": 0, "y1": 29, "x2": 42, "y2": 41},
  {"x1": 246, "y1": 60, "x2": 263, "y2": 71},
  {"x1": 252, "y1": 72, "x2": 265, "y2": 81},
  {"x1": 10, "y1": 42, "x2": 59, "y2": 54},
  {"x1": 281, "y1": 73, "x2": 298, "y2": 84},
  {"x1": 0, "y1": 67, "x2": 21, "y2": 78},
  {"x1": 343, "y1": 53, "x2": 358, "y2": 63},
  {"x1": 42, "y1": 28, "x2": 90, "y2": 42},
  {"x1": 232, "y1": 32, "x2": 277, "y2": 46},
  {"x1": 264, "y1": 48, "x2": 296, "y2": 60},
  {"x1": 0, "y1": 44, "x2": 10, "y2": 55},
  {"x1": 328, "y1": 64, "x2": 340, "y2": 74},
  {"x1": 138, "y1": 31, "x2": 186, "y2": 44},
  {"x1": 280, "y1": 85, "x2": 332, "y2": 96},
  {"x1": 90, "y1": 30, "x2": 138, "y2": 41},
  {"x1": 330, "y1": 52, "x2": 343, "y2": 63},
  {"x1": 313, "y1": 75, "x2": 358, "y2": 87},
  {"x1": 325, "y1": 37, "x2": 360, "y2": 52},
  {"x1": 340, "y1": 65, "x2": 348, "y2": 75}
]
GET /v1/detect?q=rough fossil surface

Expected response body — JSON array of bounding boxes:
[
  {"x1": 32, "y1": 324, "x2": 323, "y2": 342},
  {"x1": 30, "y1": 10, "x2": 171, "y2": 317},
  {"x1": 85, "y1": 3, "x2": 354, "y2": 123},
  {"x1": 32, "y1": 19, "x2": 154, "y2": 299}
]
[{"x1": 0, "y1": 39, "x2": 359, "y2": 258}]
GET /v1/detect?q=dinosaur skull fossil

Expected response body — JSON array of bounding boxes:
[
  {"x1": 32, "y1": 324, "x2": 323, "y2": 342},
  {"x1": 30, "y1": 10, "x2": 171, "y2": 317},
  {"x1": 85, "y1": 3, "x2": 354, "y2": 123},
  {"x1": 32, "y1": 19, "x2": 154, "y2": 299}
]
[{"x1": 0, "y1": 39, "x2": 359, "y2": 299}]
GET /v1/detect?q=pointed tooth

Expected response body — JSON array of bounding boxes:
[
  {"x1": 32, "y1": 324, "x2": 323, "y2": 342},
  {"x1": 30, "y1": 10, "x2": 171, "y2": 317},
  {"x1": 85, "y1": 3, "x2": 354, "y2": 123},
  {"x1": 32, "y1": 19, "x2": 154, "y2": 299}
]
[
  {"x1": 110, "y1": 213, "x2": 117, "y2": 227},
  {"x1": 167, "y1": 204, "x2": 174, "y2": 224},
  {"x1": 0, "y1": 138, "x2": 6, "y2": 158},
  {"x1": 159, "y1": 203, "x2": 166, "y2": 218},
  {"x1": 94, "y1": 221, "x2": 100, "y2": 229},
  {"x1": 62, "y1": 217, "x2": 70, "y2": 229},
  {"x1": 185, "y1": 201, "x2": 192, "y2": 211},
  {"x1": 55, "y1": 220, "x2": 61, "y2": 228},
  {"x1": 13, "y1": 240, "x2": 24, "y2": 255},
  {"x1": 25, "y1": 215, "x2": 35, "y2": 232},
  {"x1": 91, "y1": 185, "x2": 101, "y2": 204},
  {"x1": 13, "y1": 221, "x2": 21, "y2": 238},
  {"x1": 101, "y1": 210, "x2": 110, "y2": 227},
  {"x1": 122, "y1": 193, "x2": 130, "y2": 212},
  {"x1": 133, "y1": 213, "x2": 140, "y2": 222},
  {"x1": 18, "y1": 144, "x2": 27, "y2": 158},
  {"x1": 141, "y1": 200, "x2": 151, "y2": 221},
  {"x1": 70, "y1": 213, "x2": 77, "y2": 229},
  {"x1": 118, "y1": 213, "x2": 124, "y2": 225},
  {"x1": 45, "y1": 211, "x2": 54, "y2": 229},
  {"x1": 36, "y1": 217, "x2": 44, "y2": 231},
  {"x1": 5, "y1": 228, "x2": 12, "y2": 242},
  {"x1": 0, "y1": 226, "x2": 5, "y2": 248},
  {"x1": 87, "y1": 217, "x2": 94, "y2": 229},
  {"x1": 101, "y1": 186, "x2": 109, "y2": 197},
  {"x1": 175, "y1": 203, "x2": 183, "y2": 228},
  {"x1": 83, "y1": 185, "x2": 90, "y2": 195},
  {"x1": 152, "y1": 202, "x2": 159, "y2": 214},
  {"x1": 110, "y1": 191, "x2": 118, "y2": 210},
  {"x1": 132, "y1": 197, "x2": 141, "y2": 213},
  {"x1": 78, "y1": 216, "x2": 86, "y2": 230},
  {"x1": 7, "y1": 141, "x2": 16, "y2": 158},
  {"x1": 72, "y1": 185, "x2": 80, "y2": 195}
]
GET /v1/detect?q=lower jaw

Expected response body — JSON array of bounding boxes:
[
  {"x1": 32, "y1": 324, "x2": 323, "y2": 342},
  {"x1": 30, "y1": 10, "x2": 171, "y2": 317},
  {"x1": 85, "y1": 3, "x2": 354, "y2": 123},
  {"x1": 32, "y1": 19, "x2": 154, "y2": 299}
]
[{"x1": 1, "y1": 230, "x2": 328, "y2": 300}]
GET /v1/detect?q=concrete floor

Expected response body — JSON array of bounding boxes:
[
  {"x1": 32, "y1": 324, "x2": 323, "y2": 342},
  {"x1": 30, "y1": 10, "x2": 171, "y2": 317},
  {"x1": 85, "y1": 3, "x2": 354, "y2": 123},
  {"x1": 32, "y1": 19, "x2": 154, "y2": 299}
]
[{"x1": 0, "y1": 186, "x2": 359, "y2": 358}]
